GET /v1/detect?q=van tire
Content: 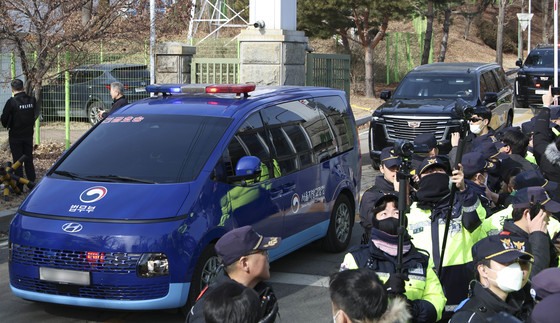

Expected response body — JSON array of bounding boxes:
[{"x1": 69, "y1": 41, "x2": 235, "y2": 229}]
[
  {"x1": 323, "y1": 195, "x2": 354, "y2": 252},
  {"x1": 183, "y1": 243, "x2": 220, "y2": 313}
]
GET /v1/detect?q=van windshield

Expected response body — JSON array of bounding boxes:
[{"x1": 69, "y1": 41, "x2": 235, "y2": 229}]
[
  {"x1": 51, "y1": 115, "x2": 232, "y2": 183},
  {"x1": 392, "y1": 74, "x2": 476, "y2": 99}
]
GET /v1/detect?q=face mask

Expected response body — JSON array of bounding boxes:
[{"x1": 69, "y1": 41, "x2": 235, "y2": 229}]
[
  {"x1": 332, "y1": 310, "x2": 341, "y2": 323},
  {"x1": 377, "y1": 217, "x2": 400, "y2": 235},
  {"x1": 417, "y1": 172, "x2": 451, "y2": 202},
  {"x1": 470, "y1": 123, "x2": 484, "y2": 135},
  {"x1": 487, "y1": 262, "x2": 524, "y2": 292}
]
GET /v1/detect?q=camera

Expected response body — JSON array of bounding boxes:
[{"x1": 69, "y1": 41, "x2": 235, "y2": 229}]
[
  {"x1": 253, "y1": 20, "x2": 265, "y2": 29},
  {"x1": 454, "y1": 98, "x2": 474, "y2": 121},
  {"x1": 552, "y1": 87, "x2": 560, "y2": 96},
  {"x1": 393, "y1": 139, "x2": 414, "y2": 158}
]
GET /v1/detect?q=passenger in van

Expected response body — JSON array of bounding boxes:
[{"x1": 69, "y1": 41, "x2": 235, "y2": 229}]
[
  {"x1": 341, "y1": 192, "x2": 447, "y2": 322},
  {"x1": 359, "y1": 147, "x2": 400, "y2": 241},
  {"x1": 408, "y1": 156, "x2": 486, "y2": 321},
  {"x1": 186, "y1": 226, "x2": 280, "y2": 323}
]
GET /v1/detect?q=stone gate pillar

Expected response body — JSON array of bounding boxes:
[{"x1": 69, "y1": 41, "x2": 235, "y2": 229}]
[
  {"x1": 238, "y1": 0, "x2": 308, "y2": 86},
  {"x1": 154, "y1": 42, "x2": 196, "y2": 84}
]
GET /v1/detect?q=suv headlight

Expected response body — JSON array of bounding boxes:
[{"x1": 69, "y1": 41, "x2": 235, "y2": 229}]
[{"x1": 137, "y1": 253, "x2": 169, "y2": 278}]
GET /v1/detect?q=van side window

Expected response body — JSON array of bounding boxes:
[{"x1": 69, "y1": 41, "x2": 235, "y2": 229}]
[
  {"x1": 314, "y1": 96, "x2": 355, "y2": 153},
  {"x1": 261, "y1": 101, "x2": 320, "y2": 175},
  {"x1": 214, "y1": 113, "x2": 273, "y2": 182}
]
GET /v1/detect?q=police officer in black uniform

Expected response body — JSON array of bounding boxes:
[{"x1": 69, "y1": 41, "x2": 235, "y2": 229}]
[{"x1": 1, "y1": 79, "x2": 38, "y2": 189}]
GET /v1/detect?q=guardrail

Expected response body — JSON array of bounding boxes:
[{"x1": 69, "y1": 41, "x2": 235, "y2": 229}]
[
  {"x1": 505, "y1": 67, "x2": 520, "y2": 76},
  {"x1": 356, "y1": 116, "x2": 370, "y2": 127}
]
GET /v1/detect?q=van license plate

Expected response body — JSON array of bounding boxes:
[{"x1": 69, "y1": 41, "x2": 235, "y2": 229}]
[
  {"x1": 39, "y1": 267, "x2": 90, "y2": 285},
  {"x1": 135, "y1": 87, "x2": 146, "y2": 93}
]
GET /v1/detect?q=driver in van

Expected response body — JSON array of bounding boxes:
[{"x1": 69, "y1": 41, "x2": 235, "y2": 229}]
[{"x1": 186, "y1": 226, "x2": 280, "y2": 323}]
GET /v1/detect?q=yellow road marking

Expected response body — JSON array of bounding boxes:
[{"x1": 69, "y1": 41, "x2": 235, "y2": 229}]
[{"x1": 351, "y1": 104, "x2": 371, "y2": 111}]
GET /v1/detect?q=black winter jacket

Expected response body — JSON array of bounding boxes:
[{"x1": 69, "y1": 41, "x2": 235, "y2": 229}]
[
  {"x1": 450, "y1": 283, "x2": 524, "y2": 323},
  {"x1": 185, "y1": 267, "x2": 277, "y2": 323},
  {"x1": 1, "y1": 92, "x2": 37, "y2": 138},
  {"x1": 533, "y1": 107, "x2": 560, "y2": 185},
  {"x1": 502, "y1": 220, "x2": 558, "y2": 279}
]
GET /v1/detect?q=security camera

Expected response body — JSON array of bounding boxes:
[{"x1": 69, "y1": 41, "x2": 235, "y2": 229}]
[{"x1": 253, "y1": 20, "x2": 265, "y2": 29}]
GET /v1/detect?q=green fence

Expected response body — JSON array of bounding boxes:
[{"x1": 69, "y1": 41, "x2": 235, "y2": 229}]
[
  {"x1": 191, "y1": 58, "x2": 240, "y2": 84},
  {"x1": 306, "y1": 53, "x2": 351, "y2": 100}
]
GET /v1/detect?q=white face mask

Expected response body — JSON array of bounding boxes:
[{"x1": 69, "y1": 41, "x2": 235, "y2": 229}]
[
  {"x1": 332, "y1": 310, "x2": 341, "y2": 323},
  {"x1": 470, "y1": 123, "x2": 484, "y2": 135},
  {"x1": 487, "y1": 262, "x2": 524, "y2": 292}
]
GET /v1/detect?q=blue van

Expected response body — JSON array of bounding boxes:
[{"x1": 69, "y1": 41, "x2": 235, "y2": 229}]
[{"x1": 9, "y1": 84, "x2": 361, "y2": 310}]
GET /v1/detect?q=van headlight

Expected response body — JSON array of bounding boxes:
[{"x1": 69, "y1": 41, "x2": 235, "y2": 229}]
[{"x1": 137, "y1": 253, "x2": 169, "y2": 278}]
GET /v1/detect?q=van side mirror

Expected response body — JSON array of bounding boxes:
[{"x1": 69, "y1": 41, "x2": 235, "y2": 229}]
[
  {"x1": 515, "y1": 59, "x2": 523, "y2": 67},
  {"x1": 483, "y1": 92, "x2": 498, "y2": 105},
  {"x1": 380, "y1": 91, "x2": 391, "y2": 101},
  {"x1": 227, "y1": 156, "x2": 262, "y2": 184}
]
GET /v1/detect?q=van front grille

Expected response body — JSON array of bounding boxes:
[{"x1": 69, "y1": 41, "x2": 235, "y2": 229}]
[
  {"x1": 12, "y1": 275, "x2": 168, "y2": 300},
  {"x1": 384, "y1": 116, "x2": 450, "y2": 141},
  {"x1": 11, "y1": 244, "x2": 141, "y2": 274}
]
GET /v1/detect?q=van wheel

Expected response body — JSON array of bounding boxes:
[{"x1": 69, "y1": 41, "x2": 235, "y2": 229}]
[
  {"x1": 183, "y1": 243, "x2": 220, "y2": 313},
  {"x1": 87, "y1": 101, "x2": 104, "y2": 125},
  {"x1": 323, "y1": 195, "x2": 354, "y2": 252}
]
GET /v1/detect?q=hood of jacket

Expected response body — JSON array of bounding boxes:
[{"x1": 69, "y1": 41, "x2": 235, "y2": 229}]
[
  {"x1": 544, "y1": 142, "x2": 560, "y2": 166},
  {"x1": 376, "y1": 297, "x2": 412, "y2": 323}
]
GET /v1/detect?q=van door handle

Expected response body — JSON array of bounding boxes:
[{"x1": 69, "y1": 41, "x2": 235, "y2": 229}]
[
  {"x1": 270, "y1": 187, "x2": 282, "y2": 198},
  {"x1": 282, "y1": 183, "x2": 296, "y2": 192}
]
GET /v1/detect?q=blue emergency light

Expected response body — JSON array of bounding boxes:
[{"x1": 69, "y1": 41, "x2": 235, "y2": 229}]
[{"x1": 146, "y1": 84, "x2": 256, "y2": 96}]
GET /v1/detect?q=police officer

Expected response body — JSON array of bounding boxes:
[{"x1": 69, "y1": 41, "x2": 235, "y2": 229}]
[
  {"x1": 186, "y1": 226, "x2": 280, "y2": 323},
  {"x1": 341, "y1": 192, "x2": 446, "y2": 322},
  {"x1": 408, "y1": 156, "x2": 486, "y2": 320},
  {"x1": 359, "y1": 147, "x2": 400, "y2": 240},
  {"x1": 1, "y1": 79, "x2": 38, "y2": 189},
  {"x1": 450, "y1": 234, "x2": 535, "y2": 323}
]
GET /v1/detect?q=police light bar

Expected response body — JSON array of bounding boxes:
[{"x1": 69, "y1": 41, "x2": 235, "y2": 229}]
[{"x1": 146, "y1": 84, "x2": 256, "y2": 95}]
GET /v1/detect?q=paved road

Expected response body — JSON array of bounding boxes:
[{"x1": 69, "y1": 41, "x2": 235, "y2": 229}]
[{"x1": 0, "y1": 107, "x2": 534, "y2": 321}]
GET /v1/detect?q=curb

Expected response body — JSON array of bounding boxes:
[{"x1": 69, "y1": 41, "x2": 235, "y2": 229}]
[{"x1": 0, "y1": 208, "x2": 17, "y2": 233}]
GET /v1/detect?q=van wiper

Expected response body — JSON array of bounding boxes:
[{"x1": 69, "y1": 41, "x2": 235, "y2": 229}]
[
  {"x1": 52, "y1": 170, "x2": 90, "y2": 181},
  {"x1": 86, "y1": 174, "x2": 156, "y2": 184}
]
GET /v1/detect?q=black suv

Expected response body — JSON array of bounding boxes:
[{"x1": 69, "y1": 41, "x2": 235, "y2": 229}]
[
  {"x1": 369, "y1": 62, "x2": 514, "y2": 167},
  {"x1": 515, "y1": 44, "x2": 557, "y2": 109},
  {"x1": 41, "y1": 64, "x2": 150, "y2": 124}
]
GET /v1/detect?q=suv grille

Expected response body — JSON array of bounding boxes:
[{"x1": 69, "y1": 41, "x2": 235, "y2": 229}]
[
  {"x1": 384, "y1": 116, "x2": 450, "y2": 141},
  {"x1": 11, "y1": 244, "x2": 141, "y2": 274}
]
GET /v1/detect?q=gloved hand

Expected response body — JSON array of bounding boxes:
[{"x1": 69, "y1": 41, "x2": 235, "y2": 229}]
[{"x1": 383, "y1": 273, "x2": 409, "y2": 298}]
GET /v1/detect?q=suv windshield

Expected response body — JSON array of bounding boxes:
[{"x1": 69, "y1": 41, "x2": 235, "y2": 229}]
[
  {"x1": 524, "y1": 49, "x2": 559, "y2": 67},
  {"x1": 51, "y1": 115, "x2": 232, "y2": 183},
  {"x1": 392, "y1": 74, "x2": 476, "y2": 99}
]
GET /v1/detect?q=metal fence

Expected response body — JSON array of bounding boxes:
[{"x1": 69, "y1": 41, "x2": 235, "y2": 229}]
[
  {"x1": 191, "y1": 58, "x2": 239, "y2": 83},
  {"x1": 306, "y1": 53, "x2": 351, "y2": 100}
]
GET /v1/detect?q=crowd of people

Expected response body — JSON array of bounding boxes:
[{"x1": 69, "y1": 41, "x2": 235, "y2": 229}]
[{"x1": 165, "y1": 89, "x2": 560, "y2": 323}]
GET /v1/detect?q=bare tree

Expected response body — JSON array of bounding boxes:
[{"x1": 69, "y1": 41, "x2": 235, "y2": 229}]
[
  {"x1": 0, "y1": 0, "x2": 153, "y2": 105},
  {"x1": 496, "y1": 0, "x2": 509, "y2": 66}
]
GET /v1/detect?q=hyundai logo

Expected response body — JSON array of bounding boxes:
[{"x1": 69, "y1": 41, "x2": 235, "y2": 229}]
[
  {"x1": 62, "y1": 223, "x2": 83, "y2": 233},
  {"x1": 80, "y1": 186, "x2": 107, "y2": 203}
]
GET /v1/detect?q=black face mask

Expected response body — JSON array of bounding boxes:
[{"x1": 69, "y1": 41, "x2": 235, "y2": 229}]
[
  {"x1": 377, "y1": 217, "x2": 400, "y2": 235},
  {"x1": 416, "y1": 172, "x2": 451, "y2": 203}
]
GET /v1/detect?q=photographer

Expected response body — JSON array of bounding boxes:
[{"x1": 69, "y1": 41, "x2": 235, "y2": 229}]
[
  {"x1": 449, "y1": 106, "x2": 497, "y2": 167},
  {"x1": 501, "y1": 186, "x2": 559, "y2": 279},
  {"x1": 341, "y1": 192, "x2": 447, "y2": 322},
  {"x1": 407, "y1": 156, "x2": 486, "y2": 320}
]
